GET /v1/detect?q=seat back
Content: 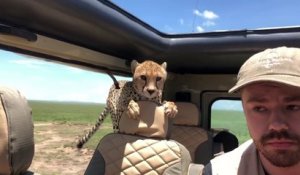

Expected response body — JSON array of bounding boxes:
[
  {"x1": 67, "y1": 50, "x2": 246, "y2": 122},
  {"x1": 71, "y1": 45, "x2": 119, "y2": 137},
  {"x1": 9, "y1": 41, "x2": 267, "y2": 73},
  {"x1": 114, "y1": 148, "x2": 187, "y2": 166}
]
[
  {"x1": 170, "y1": 102, "x2": 214, "y2": 164},
  {"x1": 84, "y1": 101, "x2": 192, "y2": 175},
  {"x1": 118, "y1": 101, "x2": 169, "y2": 138},
  {"x1": 0, "y1": 86, "x2": 34, "y2": 175}
]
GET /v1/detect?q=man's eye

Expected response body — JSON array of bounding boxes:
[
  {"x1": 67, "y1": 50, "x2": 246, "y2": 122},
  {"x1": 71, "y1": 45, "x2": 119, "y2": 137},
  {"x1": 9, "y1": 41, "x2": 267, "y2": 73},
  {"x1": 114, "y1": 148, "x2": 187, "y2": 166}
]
[
  {"x1": 253, "y1": 106, "x2": 267, "y2": 112},
  {"x1": 156, "y1": 77, "x2": 162, "y2": 81},
  {"x1": 140, "y1": 75, "x2": 146, "y2": 81},
  {"x1": 286, "y1": 105, "x2": 300, "y2": 111}
]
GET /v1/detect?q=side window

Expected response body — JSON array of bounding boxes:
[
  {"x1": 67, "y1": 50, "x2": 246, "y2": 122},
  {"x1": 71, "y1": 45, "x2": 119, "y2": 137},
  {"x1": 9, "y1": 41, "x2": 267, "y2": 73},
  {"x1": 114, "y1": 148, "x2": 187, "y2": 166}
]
[
  {"x1": 0, "y1": 49, "x2": 130, "y2": 174},
  {"x1": 211, "y1": 99, "x2": 250, "y2": 144}
]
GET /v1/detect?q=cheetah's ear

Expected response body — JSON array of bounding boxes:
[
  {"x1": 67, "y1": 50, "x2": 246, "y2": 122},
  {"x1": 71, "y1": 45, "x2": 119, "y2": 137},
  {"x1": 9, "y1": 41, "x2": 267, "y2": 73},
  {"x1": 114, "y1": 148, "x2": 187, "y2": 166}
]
[
  {"x1": 131, "y1": 60, "x2": 139, "y2": 73},
  {"x1": 161, "y1": 62, "x2": 167, "y2": 70}
]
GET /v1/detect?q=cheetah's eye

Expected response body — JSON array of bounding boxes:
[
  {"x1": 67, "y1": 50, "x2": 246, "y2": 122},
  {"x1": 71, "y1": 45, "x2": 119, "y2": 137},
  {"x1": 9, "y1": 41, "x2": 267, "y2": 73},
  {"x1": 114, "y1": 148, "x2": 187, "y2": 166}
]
[
  {"x1": 156, "y1": 77, "x2": 162, "y2": 81},
  {"x1": 140, "y1": 75, "x2": 147, "y2": 81}
]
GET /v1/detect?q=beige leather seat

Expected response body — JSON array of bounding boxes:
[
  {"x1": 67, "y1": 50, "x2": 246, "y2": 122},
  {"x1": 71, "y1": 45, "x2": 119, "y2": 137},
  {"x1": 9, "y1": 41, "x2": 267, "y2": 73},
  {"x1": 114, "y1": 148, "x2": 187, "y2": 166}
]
[
  {"x1": 170, "y1": 102, "x2": 239, "y2": 165},
  {"x1": 84, "y1": 101, "x2": 203, "y2": 175},
  {"x1": 0, "y1": 86, "x2": 35, "y2": 175},
  {"x1": 170, "y1": 102, "x2": 214, "y2": 164}
]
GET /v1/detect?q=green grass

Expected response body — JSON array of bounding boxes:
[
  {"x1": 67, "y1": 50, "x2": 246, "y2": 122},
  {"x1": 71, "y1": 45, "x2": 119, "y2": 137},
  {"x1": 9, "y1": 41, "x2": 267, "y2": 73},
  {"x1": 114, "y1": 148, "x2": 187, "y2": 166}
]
[
  {"x1": 29, "y1": 100, "x2": 111, "y2": 124},
  {"x1": 29, "y1": 100, "x2": 113, "y2": 149},
  {"x1": 29, "y1": 100, "x2": 251, "y2": 148},
  {"x1": 211, "y1": 109, "x2": 250, "y2": 144}
]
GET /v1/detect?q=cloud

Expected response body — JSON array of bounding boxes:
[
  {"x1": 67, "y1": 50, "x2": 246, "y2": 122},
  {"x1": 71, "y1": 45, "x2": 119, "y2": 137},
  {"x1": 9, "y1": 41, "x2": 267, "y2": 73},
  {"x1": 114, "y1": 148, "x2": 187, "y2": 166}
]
[
  {"x1": 179, "y1": 18, "x2": 184, "y2": 25},
  {"x1": 193, "y1": 10, "x2": 219, "y2": 20},
  {"x1": 203, "y1": 21, "x2": 216, "y2": 27},
  {"x1": 196, "y1": 26, "x2": 205, "y2": 33},
  {"x1": 193, "y1": 9, "x2": 202, "y2": 16},
  {"x1": 202, "y1": 10, "x2": 219, "y2": 20},
  {"x1": 54, "y1": 82, "x2": 111, "y2": 103},
  {"x1": 66, "y1": 66, "x2": 85, "y2": 74},
  {"x1": 193, "y1": 9, "x2": 219, "y2": 33},
  {"x1": 212, "y1": 100, "x2": 243, "y2": 111},
  {"x1": 9, "y1": 59, "x2": 50, "y2": 70},
  {"x1": 10, "y1": 59, "x2": 46, "y2": 68}
]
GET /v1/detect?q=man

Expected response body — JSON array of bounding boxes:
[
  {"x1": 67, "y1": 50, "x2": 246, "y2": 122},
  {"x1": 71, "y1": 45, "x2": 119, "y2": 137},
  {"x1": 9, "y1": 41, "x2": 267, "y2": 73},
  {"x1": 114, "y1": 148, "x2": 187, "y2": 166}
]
[{"x1": 204, "y1": 46, "x2": 300, "y2": 175}]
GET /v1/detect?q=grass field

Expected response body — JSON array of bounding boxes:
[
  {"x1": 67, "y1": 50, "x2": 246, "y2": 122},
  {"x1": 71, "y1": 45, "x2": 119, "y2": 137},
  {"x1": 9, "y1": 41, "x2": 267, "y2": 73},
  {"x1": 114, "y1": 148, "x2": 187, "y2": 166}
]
[
  {"x1": 29, "y1": 100, "x2": 113, "y2": 149},
  {"x1": 29, "y1": 100, "x2": 250, "y2": 148},
  {"x1": 211, "y1": 109, "x2": 250, "y2": 144}
]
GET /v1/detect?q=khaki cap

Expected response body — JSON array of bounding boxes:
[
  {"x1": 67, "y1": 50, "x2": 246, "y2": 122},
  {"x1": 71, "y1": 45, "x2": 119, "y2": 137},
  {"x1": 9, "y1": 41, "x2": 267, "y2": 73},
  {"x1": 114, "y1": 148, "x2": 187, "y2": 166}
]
[{"x1": 229, "y1": 46, "x2": 300, "y2": 93}]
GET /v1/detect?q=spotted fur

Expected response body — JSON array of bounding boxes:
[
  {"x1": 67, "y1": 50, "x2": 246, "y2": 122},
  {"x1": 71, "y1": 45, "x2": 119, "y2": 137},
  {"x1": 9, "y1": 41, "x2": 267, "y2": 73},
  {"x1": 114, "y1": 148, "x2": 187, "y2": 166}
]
[{"x1": 76, "y1": 60, "x2": 174, "y2": 148}]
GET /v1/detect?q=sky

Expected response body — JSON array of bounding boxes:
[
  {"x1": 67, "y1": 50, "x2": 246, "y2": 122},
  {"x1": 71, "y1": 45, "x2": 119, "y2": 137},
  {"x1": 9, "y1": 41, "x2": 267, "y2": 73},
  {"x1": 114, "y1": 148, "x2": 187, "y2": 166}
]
[
  {"x1": 0, "y1": 51, "x2": 129, "y2": 103},
  {"x1": 0, "y1": 0, "x2": 299, "y2": 110},
  {"x1": 111, "y1": 0, "x2": 300, "y2": 34}
]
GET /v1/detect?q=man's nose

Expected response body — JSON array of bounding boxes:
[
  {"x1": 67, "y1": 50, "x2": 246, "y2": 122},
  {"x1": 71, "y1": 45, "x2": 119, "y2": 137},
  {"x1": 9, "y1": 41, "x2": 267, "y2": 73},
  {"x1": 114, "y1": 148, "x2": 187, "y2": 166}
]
[{"x1": 268, "y1": 110, "x2": 288, "y2": 131}]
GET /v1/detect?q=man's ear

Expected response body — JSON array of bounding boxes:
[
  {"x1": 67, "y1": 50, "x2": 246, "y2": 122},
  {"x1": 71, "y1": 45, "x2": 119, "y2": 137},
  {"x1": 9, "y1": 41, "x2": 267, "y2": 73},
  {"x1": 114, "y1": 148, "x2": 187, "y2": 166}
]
[
  {"x1": 131, "y1": 60, "x2": 139, "y2": 73},
  {"x1": 161, "y1": 62, "x2": 167, "y2": 70}
]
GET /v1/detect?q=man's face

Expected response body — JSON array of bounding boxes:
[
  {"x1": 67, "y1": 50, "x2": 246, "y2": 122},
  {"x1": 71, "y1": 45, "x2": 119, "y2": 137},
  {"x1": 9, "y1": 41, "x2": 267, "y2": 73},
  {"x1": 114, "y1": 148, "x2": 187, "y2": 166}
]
[{"x1": 241, "y1": 82, "x2": 300, "y2": 167}]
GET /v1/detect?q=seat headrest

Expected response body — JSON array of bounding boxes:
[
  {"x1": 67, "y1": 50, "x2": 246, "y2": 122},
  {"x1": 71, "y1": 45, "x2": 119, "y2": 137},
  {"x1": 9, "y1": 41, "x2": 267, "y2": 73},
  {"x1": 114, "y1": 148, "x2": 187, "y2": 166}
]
[
  {"x1": 118, "y1": 101, "x2": 168, "y2": 138},
  {"x1": 173, "y1": 102, "x2": 200, "y2": 126},
  {"x1": 0, "y1": 86, "x2": 34, "y2": 174}
]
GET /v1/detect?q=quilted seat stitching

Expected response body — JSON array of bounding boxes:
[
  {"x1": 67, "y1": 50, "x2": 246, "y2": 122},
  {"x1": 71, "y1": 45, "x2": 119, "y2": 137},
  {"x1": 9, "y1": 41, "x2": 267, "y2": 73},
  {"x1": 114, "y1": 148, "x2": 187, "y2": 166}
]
[
  {"x1": 172, "y1": 126, "x2": 207, "y2": 147},
  {"x1": 123, "y1": 140, "x2": 161, "y2": 174},
  {"x1": 123, "y1": 140, "x2": 181, "y2": 174},
  {"x1": 100, "y1": 134, "x2": 182, "y2": 174}
]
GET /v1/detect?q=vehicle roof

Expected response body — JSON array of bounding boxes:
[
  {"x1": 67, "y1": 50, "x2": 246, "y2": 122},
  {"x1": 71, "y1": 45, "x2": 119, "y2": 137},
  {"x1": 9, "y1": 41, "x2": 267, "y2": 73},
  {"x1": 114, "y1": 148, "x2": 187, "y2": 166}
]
[{"x1": 1, "y1": 0, "x2": 300, "y2": 74}]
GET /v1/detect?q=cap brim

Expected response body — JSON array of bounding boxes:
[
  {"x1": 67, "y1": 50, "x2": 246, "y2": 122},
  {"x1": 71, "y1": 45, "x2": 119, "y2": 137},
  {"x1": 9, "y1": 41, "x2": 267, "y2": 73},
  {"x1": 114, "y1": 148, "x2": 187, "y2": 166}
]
[{"x1": 229, "y1": 74, "x2": 300, "y2": 93}]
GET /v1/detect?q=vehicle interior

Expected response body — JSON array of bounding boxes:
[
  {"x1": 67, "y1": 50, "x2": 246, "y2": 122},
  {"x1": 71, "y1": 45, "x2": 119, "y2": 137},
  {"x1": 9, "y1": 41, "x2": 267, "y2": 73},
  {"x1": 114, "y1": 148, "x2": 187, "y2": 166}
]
[{"x1": 1, "y1": 0, "x2": 300, "y2": 174}]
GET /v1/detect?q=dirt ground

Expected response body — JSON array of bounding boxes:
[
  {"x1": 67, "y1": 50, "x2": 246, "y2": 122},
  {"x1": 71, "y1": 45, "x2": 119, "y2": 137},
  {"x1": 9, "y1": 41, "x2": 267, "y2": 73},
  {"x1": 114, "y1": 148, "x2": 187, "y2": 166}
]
[{"x1": 29, "y1": 122, "x2": 96, "y2": 175}]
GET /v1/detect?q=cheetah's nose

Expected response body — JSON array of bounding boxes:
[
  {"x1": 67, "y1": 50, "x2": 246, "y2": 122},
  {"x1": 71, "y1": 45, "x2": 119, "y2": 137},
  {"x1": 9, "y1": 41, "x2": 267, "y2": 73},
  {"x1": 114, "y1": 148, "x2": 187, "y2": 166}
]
[{"x1": 147, "y1": 89, "x2": 155, "y2": 95}]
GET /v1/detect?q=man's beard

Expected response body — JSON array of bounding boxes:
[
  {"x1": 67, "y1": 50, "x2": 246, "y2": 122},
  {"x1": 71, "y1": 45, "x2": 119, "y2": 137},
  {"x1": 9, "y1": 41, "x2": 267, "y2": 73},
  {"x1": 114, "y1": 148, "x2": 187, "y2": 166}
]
[{"x1": 254, "y1": 130, "x2": 300, "y2": 167}]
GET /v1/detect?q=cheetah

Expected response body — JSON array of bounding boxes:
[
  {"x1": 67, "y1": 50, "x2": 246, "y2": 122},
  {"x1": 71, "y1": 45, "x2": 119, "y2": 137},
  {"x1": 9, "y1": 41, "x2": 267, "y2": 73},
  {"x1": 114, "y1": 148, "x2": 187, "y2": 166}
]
[{"x1": 76, "y1": 60, "x2": 177, "y2": 148}]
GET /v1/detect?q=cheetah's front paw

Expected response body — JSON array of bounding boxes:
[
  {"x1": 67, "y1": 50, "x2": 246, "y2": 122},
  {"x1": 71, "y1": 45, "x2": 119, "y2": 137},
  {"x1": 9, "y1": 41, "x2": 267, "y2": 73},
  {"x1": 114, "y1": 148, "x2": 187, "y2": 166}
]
[
  {"x1": 127, "y1": 100, "x2": 140, "y2": 120},
  {"x1": 163, "y1": 101, "x2": 178, "y2": 118}
]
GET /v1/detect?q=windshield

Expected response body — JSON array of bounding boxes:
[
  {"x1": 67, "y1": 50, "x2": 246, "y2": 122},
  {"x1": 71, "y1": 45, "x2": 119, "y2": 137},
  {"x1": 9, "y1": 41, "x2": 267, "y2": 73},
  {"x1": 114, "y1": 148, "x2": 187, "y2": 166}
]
[{"x1": 110, "y1": 0, "x2": 300, "y2": 34}]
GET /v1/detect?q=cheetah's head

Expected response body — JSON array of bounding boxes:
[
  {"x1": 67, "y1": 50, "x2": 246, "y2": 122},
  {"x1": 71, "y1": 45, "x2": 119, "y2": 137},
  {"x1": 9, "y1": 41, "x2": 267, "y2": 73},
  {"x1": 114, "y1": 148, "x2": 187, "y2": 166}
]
[{"x1": 131, "y1": 60, "x2": 167, "y2": 99}]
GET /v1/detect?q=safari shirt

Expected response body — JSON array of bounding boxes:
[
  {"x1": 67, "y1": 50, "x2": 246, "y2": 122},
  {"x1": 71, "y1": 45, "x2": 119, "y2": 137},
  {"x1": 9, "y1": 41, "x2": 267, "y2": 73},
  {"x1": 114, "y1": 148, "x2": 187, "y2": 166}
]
[{"x1": 208, "y1": 139, "x2": 266, "y2": 175}]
